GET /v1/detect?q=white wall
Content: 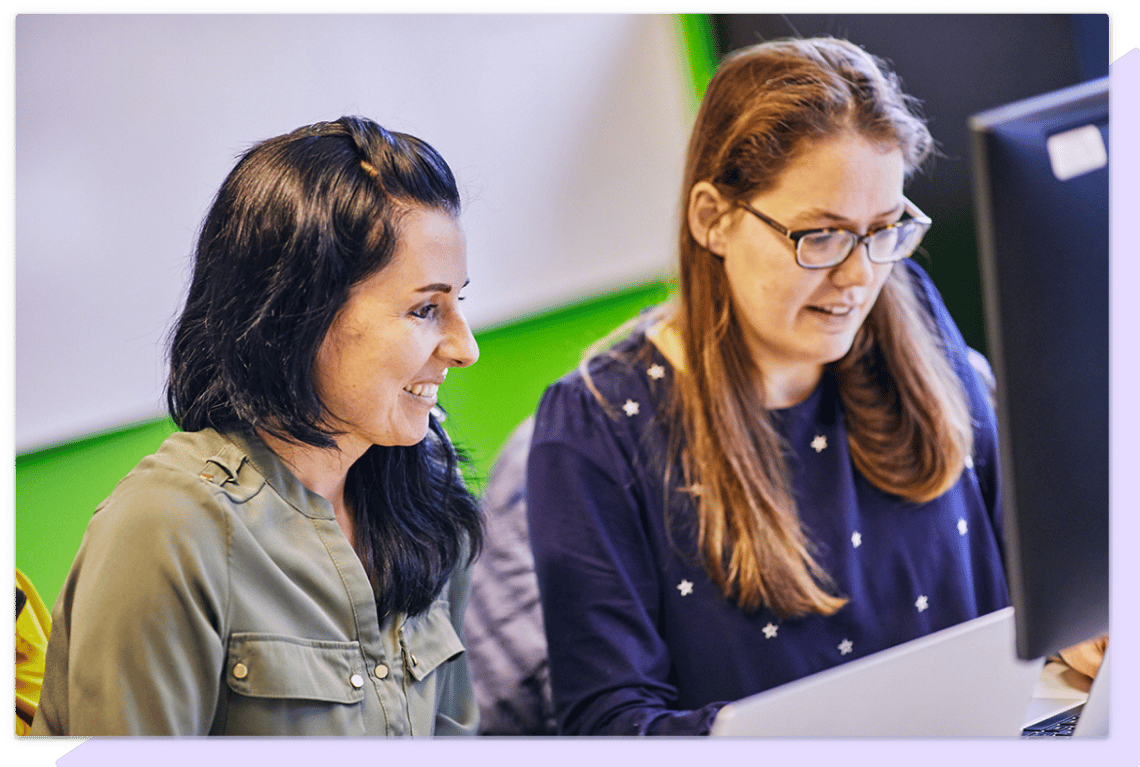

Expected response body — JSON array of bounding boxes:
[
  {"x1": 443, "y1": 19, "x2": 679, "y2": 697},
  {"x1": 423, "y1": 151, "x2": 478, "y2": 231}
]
[{"x1": 15, "y1": 14, "x2": 692, "y2": 452}]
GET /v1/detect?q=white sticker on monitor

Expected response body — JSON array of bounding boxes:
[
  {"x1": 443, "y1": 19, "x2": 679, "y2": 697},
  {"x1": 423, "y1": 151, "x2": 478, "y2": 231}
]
[{"x1": 1046, "y1": 124, "x2": 1107, "y2": 181}]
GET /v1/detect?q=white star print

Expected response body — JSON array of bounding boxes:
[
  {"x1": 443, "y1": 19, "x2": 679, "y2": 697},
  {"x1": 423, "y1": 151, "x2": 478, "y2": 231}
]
[
  {"x1": 958, "y1": 518, "x2": 968, "y2": 536},
  {"x1": 647, "y1": 364, "x2": 666, "y2": 380},
  {"x1": 811, "y1": 434, "x2": 828, "y2": 453},
  {"x1": 851, "y1": 531, "x2": 863, "y2": 548},
  {"x1": 677, "y1": 579, "x2": 694, "y2": 596},
  {"x1": 762, "y1": 623, "x2": 778, "y2": 639},
  {"x1": 622, "y1": 399, "x2": 640, "y2": 417},
  {"x1": 965, "y1": 454, "x2": 974, "y2": 469},
  {"x1": 838, "y1": 639, "x2": 853, "y2": 655},
  {"x1": 915, "y1": 595, "x2": 929, "y2": 612}
]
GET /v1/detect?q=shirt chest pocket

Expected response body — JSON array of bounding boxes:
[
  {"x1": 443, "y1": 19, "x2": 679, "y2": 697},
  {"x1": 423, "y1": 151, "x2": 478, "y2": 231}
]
[
  {"x1": 220, "y1": 633, "x2": 367, "y2": 735},
  {"x1": 400, "y1": 599, "x2": 465, "y2": 680},
  {"x1": 398, "y1": 599, "x2": 467, "y2": 734}
]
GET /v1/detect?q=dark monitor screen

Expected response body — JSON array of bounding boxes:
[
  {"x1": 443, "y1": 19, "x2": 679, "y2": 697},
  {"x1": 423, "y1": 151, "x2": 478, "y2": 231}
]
[{"x1": 969, "y1": 76, "x2": 1109, "y2": 660}]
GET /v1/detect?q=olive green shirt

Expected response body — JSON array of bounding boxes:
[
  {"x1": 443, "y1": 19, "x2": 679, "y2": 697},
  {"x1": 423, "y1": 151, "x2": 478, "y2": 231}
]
[{"x1": 32, "y1": 428, "x2": 478, "y2": 736}]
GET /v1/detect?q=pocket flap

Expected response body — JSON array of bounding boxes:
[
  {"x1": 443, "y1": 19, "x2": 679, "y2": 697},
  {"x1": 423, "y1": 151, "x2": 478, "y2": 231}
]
[
  {"x1": 401, "y1": 602, "x2": 465, "y2": 682},
  {"x1": 225, "y1": 633, "x2": 366, "y2": 703}
]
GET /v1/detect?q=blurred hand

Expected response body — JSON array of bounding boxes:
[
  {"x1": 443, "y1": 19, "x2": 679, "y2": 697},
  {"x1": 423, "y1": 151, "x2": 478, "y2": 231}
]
[{"x1": 1056, "y1": 635, "x2": 1108, "y2": 680}]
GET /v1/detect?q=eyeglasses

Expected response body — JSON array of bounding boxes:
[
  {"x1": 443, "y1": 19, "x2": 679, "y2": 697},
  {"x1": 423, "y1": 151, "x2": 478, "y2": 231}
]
[{"x1": 737, "y1": 197, "x2": 932, "y2": 270}]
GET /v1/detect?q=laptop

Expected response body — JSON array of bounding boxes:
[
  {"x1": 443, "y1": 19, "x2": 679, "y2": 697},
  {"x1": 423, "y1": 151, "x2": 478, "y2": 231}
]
[
  {"x1": 1071, "y1": 646, "x2": 1108, "y2": 736},
  {"x1": 711, "y1": 607, "x2": 1047, "y2": 736}
]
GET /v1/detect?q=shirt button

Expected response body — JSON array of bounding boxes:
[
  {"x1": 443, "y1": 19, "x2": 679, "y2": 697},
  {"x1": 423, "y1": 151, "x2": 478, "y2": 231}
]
[
  {"x1": 350, "y1": 673, "x2": 364, "y2": 688},
  {"x1": 409, "y1": 653, "x2": 418, "y2": 666},
  {"x1": 374, "y1": 664, "x2": 389, "y2": 679},
  {"x1": 232, "y1": 663, "x2": 248, "y2": 679}
]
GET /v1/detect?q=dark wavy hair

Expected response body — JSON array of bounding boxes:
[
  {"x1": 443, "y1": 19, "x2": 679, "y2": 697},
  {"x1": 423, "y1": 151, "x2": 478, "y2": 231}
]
[{"x1": 167, "y1": 116, "x2": 482, "y2": 619}]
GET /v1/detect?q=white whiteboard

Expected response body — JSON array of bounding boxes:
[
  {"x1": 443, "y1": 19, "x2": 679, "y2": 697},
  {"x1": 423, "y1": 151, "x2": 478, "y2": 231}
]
[{"x1": 15, "y1": 14, "x2": 692, "y2": 452}]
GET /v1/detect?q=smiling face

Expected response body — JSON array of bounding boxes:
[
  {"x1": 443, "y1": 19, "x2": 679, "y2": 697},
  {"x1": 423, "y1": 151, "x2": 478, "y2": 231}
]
[
  {"x1": 702, "y1": 133, "x2": 906, "y2": 406},
  {"x1": 313, "y1": 207, "x2": 478, "y2": 454}
]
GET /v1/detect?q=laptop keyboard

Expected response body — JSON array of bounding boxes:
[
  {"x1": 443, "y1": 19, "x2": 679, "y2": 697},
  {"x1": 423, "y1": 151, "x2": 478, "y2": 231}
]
[{"x1": 1020, "y1": 704, "x2": 1084, "y2": 737}]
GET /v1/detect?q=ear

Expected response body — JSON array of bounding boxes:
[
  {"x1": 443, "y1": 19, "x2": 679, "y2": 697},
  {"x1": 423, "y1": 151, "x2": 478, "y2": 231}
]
[{"x1": 687, "y1": 181, "x2": 733, "y2": 257}]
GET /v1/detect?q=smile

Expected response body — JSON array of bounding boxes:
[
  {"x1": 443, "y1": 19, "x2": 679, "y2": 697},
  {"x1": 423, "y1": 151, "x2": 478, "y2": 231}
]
[
  {"x1": 807, "y1": 304, "x2": 856, "y2": 317},
  {"x1": 403, "y1": 383, "x2": 439, "y2": 399}
]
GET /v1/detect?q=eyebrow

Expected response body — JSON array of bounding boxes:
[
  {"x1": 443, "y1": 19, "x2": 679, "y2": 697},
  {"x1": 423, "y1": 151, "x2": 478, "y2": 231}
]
[
  {"x1": 414, "y1": 279, "x2": 470, "y2": 294},
  {"x1": 795, "y1": 204, "x2": 906, "y2": 227}
]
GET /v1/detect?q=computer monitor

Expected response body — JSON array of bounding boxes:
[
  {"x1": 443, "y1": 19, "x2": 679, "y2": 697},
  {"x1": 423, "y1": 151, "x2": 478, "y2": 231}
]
[{"x1": 969, "y1": 76, "x2": 1109, "y2": 661}]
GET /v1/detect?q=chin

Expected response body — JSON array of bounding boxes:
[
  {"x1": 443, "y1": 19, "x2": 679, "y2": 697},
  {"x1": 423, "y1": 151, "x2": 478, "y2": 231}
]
[
  {"x1": 824, "y1": 331, "x2": 862, "y2": 361},
  {"x1": 809, "y1": 345, "x2": 850, "y2": 367},
  {"x1": 366, "y1": 421, "x2": 431, "y2": 448},
  {"x1": 385, "y1": 433, "x2": 428, "y2": 448},
  {"x1": 396, "y1": 422, "x2": 432, "y2": 447}
]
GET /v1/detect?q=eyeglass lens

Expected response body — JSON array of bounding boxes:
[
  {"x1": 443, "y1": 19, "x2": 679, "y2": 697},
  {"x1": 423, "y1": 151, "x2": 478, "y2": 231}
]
[{"x1": 798, "y1": 221, "x2": 926, "y2": 268}]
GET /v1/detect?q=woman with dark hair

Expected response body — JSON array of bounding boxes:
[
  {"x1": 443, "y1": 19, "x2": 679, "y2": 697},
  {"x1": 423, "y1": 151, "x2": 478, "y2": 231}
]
[
  {"x1": 33, "y1": 116, "x2": 482, "y2": 736},
  {"x1": 526, "y1": 38, "x2": 1009, "y2": 735}
]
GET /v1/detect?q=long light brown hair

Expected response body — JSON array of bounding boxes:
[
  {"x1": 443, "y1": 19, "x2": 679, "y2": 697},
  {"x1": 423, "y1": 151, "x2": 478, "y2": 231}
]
[{"x1": 660, "y1": 38, "x2": 972, "y2": 617}]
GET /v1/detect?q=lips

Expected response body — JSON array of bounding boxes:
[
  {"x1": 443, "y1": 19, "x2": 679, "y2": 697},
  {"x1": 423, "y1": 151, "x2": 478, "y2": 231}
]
[{"x1": 806, "y1": 303, "x2": 855, "y2": 317}]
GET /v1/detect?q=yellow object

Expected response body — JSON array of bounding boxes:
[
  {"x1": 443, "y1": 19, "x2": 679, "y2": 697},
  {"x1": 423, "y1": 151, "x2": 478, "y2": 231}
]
[{"x1": 16, "y1": 569, "x2": 51, "y2": 735}]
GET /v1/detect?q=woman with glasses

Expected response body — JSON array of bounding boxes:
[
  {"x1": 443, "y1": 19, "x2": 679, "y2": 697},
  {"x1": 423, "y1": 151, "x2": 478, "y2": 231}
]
[{"x1": 525, "y1": 38, "x2": 1007, "y2": 735}]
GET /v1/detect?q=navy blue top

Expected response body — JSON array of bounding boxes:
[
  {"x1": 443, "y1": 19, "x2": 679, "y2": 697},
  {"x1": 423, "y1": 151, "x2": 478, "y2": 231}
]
[{"x1": 526, "y1": 262, "x2": 1010, "y2": 736}]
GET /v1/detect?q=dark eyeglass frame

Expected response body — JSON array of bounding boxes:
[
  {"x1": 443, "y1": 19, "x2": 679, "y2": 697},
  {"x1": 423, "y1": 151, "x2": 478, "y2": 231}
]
[{"x1": 737, "y1": 197, "x2": 932, "y2": 270}]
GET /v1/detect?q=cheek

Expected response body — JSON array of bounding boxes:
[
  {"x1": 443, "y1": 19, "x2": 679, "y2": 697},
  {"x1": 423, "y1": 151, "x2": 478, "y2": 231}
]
[
  {"x1": 867, "y1": 264, "x2": 895, "y2": 303},
  {"x1": 315, "y1": 324, "x2": 396, "y2": 406},
  {"x1": 726, "y1": 250, "x2": 798, "y2": 307},
  {"x1": 764, "y1": 273, "x2": 828, "y2": 319},
  {"x1": 312, "y1": 336, "x2": 346, "y2": 404},
  {"x1": 389, "y1": 332, "x2": 436, "y2": 375},
  {"x1": 365, "y1": 332, "x2": 442, "y2": 398},
  {"x1": 727, "y1": 272, "x2": 820, "y2": 340}
]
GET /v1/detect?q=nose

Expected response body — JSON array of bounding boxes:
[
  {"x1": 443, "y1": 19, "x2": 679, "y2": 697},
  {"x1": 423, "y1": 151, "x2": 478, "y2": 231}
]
[
  {"x1": 830, "y1": 240, "x2": 875, "y2": 288},
  {"x1": 439, "y1": 310, "x2": 479, "y2": 368}
]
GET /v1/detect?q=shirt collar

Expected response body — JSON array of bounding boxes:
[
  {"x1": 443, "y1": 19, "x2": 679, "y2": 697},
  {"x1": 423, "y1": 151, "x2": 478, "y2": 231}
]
[{"x1": 221, "y1": 429, "x2": 337, "y2": 520}]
